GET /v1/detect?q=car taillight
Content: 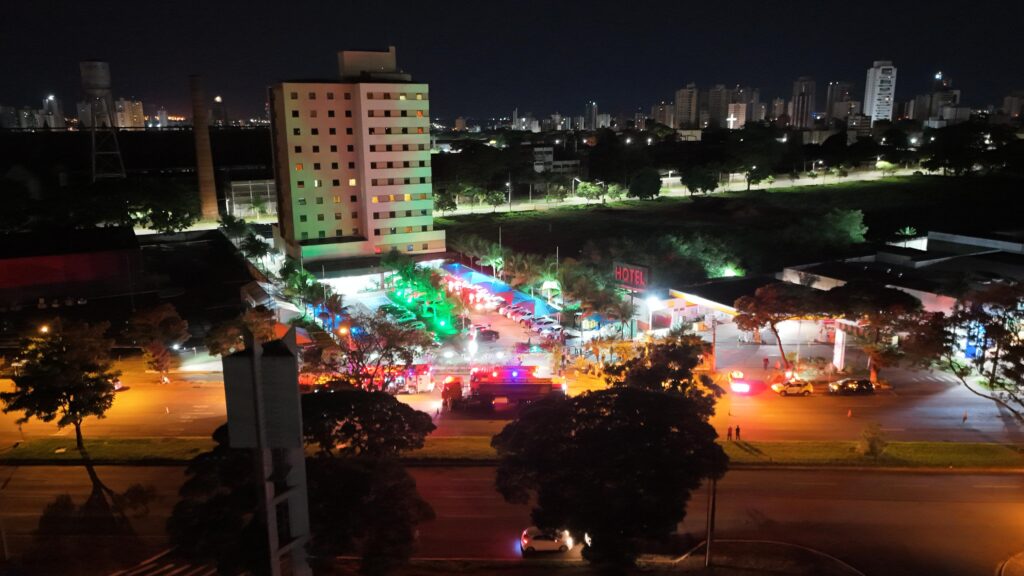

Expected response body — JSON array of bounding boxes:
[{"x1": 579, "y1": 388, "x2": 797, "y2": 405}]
[{"x1": 521, "y1": 530, "x2": 529, "y2": 546}]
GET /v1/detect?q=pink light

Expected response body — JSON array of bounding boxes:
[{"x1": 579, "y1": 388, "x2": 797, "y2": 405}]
[{"x1": 730, "y1": 381, "x2": 751, "y2": 394}]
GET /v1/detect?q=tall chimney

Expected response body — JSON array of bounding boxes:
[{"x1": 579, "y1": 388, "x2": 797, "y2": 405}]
[{"x1": 190, "y1": 75, "x2": 219, "y2": 220}]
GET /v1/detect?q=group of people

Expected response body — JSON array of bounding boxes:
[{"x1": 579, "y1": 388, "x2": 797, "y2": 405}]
[{"x1": 726, "y1": 425, "x2": 742, "y2": 441}]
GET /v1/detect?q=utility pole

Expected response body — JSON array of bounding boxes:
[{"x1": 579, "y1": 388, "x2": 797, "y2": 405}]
[
  {"x1": 711, "y1": 316, "x2": 718, "y2": 371},
  {"x1": 704, "y1": 476, "x2": 718, "y2": 567}
]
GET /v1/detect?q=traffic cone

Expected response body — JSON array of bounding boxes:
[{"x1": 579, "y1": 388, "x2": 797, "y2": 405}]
[{"x1": 847, "y1": 408, "x2": 852, "y2": 418}]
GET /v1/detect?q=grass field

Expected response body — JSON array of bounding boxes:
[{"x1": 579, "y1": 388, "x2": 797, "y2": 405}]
[
  {"x1": 5, "y1": 435, "x2": 1021, "y2": 470},
  {"x1": 436, "y1": 175, "x2": 1024, "y2": 280},
  {"x1": 0, "y1": 437, "x2": 214, "y2": 463},
  {"x1": 402, "y1": 436, "x2": 1024, "y2": 468}
]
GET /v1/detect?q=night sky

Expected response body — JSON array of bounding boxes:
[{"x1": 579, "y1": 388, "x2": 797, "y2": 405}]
[{"x1": 2, "y1": 0, "x2": 1022, "y2": 122}]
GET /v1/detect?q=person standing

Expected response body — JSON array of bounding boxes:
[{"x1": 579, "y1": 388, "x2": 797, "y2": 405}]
[
  {"x1": 727, "y1": 426, "x2": 733, "y2": 441},
  {"x1": 763, "y1": 357, "x2": 770, "y2": 370},
  {"x1": 735, "y1": 425, "x2": 742, "y2": 441}
]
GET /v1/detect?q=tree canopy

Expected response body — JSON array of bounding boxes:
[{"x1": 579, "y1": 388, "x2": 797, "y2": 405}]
[
  {"x1": 1, "y1": 320, "x2": 120, "y2": 449},
  {"x1": 301, "y1": 386, "x2": 435, "y2": 457},
  {"x1": 492, "y1": 336, "x2": 726, "y2": 568}
]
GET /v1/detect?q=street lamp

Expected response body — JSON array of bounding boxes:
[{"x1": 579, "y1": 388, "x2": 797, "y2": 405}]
[
  {"x1": 571, "y1": 177, "x2": 582, "y2": 196},
  {"x1": 39, "y1": 325, "x2": 49, "y2": 334},
  {"x1": 625, "y1": 137, "x2": 632, "y2": 144}
]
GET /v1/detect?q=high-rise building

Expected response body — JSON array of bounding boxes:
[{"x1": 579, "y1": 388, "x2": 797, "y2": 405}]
[
  {"x1": 156, "y1": 108, "x2": 169, "y2": 127},
  {"x1": 453, "y1": 116, "x2": 466, "y2": 131},
  {"x1": 650, "y1": 101, "x2": 674, "y2": 129},
  {"x1": 596, "y1": 113, "x2": 612, "y2": 129},
  {"x1": 114, "y1": 98, "x2": 145, "y2": 128},
  {"x1": 830, "y1": 100, "x2": 861, "y2": 121},
  {"x1": 726, "y1": 102, "x2": 747, "y2": 129},
  {"x1": 269, "y1": 46, "x2": 445, "y2": 265},
  {"x1": 1003, "y1": 91, "x2": 1024, "y2": 118},
  {"x1": 770, "y1": 97, "x2": 787, "y2": 121},
  {"x1": 863, "y1": 60, "x2": 897, "y2": 125},
  {"x1": 824, "y1": 81, "x2": 853, "y2": 121},
  {"x1": 791, "y1": 76, "x2": 816, "y2": 129},
  {"x1": 929, "y1": 72, "x2": 960, "y2": 118},
  {"x1": 673, "y1": 83, "x2": 699, "y2": 128},
  {"x1": 585, "y1": 101, "x2": 598, "y2": 130},
  {"x1": 705, "y1": 84, "x2": 732, "y2": 128},
  {"x1": 41, "y1": 95, "x2": 65, "y2": 128}
]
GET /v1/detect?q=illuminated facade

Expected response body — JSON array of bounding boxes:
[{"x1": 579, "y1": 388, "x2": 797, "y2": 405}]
[
  {"x1": 863, "y1": 60, "x2": 897, "y2": 125},
  {"x1": 270, "y1": 47, "x2": 446, "y2": 264}
]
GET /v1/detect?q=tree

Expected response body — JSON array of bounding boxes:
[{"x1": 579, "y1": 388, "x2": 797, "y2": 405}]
[
  {"x1": 328, "y1": 312, "x2": 436, "y2": 390},
  {"x1": 904, "y1": 284, "x2": 1024, "y2": 422},
  {"x1": 734, "y1": 283, "x2": 819, "y2": 368},
  {"x1": 547, "y1": 183, "x2": 569, "y2": 203},
  {"x1": 240, "y1": 233, "x2": 272, "y2": 268},
  {"x1": 818, "y1": 208, "x2": 868, "y2": 246},
  {"x1": 434, "y1": 187, "x2": 458, "y2": 214},
  {"x1": 485, "y1": 188, "x2": 506, "y2": 212},
  {"x1": 857, "y1": 423, "x2": 888, "y2": 458},
  {"x1": 1, "y1": 320, "x2": 120, "y2": 450},
  {"x1": 493, "y1": 338, "x2": 726, "y2": 568},
  {"x1": 627, "y1": 167, "x2": 662, "y2": 200},
  {"x1": 605, "y1": 182, "x2": 625, "y2": 201},
  {"x1": 141, "y1": 179, "x2": 202, "y2": 233},
  {"x1": 301, "y1": 386, "x2": 435, "y2": 457},
  {"x1": 823, "y1": 281, "x2": 922, "y2": 382},
  {"x1": 875, "y1": 159, "x2": 898, "y2": 176},
  {"x1": 204, "y1": 320, "x2": 245, "y2": 357},
  {"x1": 125, "y1": 304, "x2": 190, "y2": 377},
  {"x1": 218, "y1": 214, "x2": 249, "y2": 242},
  {"x1": 575, "y1": 181, "x2": 604, "y2": 203},
  {"x1": 679, "y1": 165, "x2": 719, "y2": 195},
  {"x1": 478, "y1": 242, "x2": 505, "y2": 278},
  {"x1": 170, "y1": 423, "x2": 434, "y2": 576}
]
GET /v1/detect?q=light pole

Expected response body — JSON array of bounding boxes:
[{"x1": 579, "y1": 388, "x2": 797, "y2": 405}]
[{"x1": 571, "y1": 177, "x2": 582, "y2": 197}]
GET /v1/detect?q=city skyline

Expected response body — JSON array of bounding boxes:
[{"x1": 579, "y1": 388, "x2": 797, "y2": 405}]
[{"x1": 2, "y1": 0, "x2": 1023, "y2": 122}]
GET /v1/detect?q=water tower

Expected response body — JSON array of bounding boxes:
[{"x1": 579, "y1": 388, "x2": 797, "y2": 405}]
[{"x1": 80, "y1": 61, "x2": 125, "y2": 180}]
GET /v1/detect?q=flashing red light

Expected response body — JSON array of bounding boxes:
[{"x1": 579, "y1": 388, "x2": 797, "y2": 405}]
[
  {"x1": 730, "y1": 381, "x2": 751, "y2": 394},
  {"x1": 491, "y1": 371, "x2": 498, "y2": 378}
]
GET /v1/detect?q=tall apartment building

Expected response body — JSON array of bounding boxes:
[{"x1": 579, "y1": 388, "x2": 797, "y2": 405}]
[
  {"x1": 824, "y1": 81, "x2": 853, "y2": 121},
  {"x1": 114, "y1": 98, "x2": 145, "y2": 128},
  {"x1": 863, "y1": 60, "x2": 897, "y2": 125},
  {"x1": 584, "y1": 101, "x2": 599, "y2": 130},
  {"x1": 726, "y1": 102, "x2": 747, "y2": 129},
  {"x1": 791, "y1": 76, "x2": 816, "y2": 129},
  {"x1": 269, "y1": 46, "x2": 445, "y2": 265},
  {"x1": 650, "y1": 101, "x2": 674, "y2": 129},
  {"x1": 673, "y1": 83, "x2": 699, "y2": 128},
  {"x1": 705, "y1": 85, "x2": 732, "y2": 128}
]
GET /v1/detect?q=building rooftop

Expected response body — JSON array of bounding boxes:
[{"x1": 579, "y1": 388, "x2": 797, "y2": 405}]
[
  {"x1": 0, "y1": 226, "x2": 137, "y2": 260},
  {"x1": 674, "y1": 276, "x2": 780, "y2": 308}
]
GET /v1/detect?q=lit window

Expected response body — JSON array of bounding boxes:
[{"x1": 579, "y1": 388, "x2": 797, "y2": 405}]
[
  {"x1": 404, "y1": 194, "x2": 412, "y2": 201},
  {"x1": 333, "y1": 196, "x2": 341, "y2": 203},
  {"x1": 374, "y1": 246, "x2": 381, "y2": 254},
  {"x1": 399, "y1": 94, "x2": 407, "y2": 100},
  {"x1": 416, "y1": 93, "x2": 424, "y2": 100},
  {"x1": 349, "y1": 178, "x2": 357, "y2": 186},
  {"x1": 416, "y1": 110, "x2": 424, "y2": 118},
  {"x1": 295, "y1": 163, "x2": 303, "y2": 171},
  {"x1": 313, "y1": 179, "x2": 322, "y2": 187},
  {"x1": 404, "y1": 226, "x2": 413, "y2": 233},
  {"x1": 417, "y1": 127, "x2": 424, "y2": 134},
  {"x1": 371, "y1": 197, "x2": 379, "y2": 204},
  {"x1": 406, "y1": 245, "x2": 413, "y2": 252}
]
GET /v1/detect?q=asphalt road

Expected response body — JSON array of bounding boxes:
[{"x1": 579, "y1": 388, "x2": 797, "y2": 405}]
[
  {"x1": 2, "y1": 465, "x2": 1022, "y2": 576},
  {"x1": 410, "y1": 466, "x2": 1024, "y2": 576}
]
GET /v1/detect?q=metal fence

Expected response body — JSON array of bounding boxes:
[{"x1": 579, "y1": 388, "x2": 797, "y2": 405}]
[{"x1": 226, "y1": 179, "x2": 277, "y2": 219}]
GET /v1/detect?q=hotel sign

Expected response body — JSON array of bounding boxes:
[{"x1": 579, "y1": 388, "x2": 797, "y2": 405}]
[{"x1": 614, "y1": 262, "x2": 649, "y2": 291}]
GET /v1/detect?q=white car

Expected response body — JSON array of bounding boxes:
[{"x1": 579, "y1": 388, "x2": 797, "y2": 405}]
[
  {"x1": 531, "y1": 318, "x2": 558, "y2": 332},
  {"x1": 540, "y1": 325, "x2": 564, "y2": 339},
  {"x1": 770, "y1": 378, "x2": 814, "y2": 396},
  {"x1": 521, "y1": 527, "x2": 574, "y2": 556}
]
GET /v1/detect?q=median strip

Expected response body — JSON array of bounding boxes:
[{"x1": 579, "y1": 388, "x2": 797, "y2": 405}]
[{"x1": 4, "y1": 436, "x2": 1022, "y2": 470}]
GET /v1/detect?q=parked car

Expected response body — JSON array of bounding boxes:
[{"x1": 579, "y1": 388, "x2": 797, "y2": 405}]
[
  {"x1": 517, "y1": 314, "x2": 536, "y2": 325},
  {"x1": 530, "y1": 318, "x2": 558, "y2": 331},
  {"x1": 521, "y1": 527, "x2": 574, "y2": 556},
  {"x1": 477, "y1": 329, "x2": 500, "y2": 342},
  {"x1": 770, "y1": 378, "x2": 814, "y2": 396},
  {"x1": 827, "y1": 378, "x2": 874, "y2": 395},
  {"x1": 540, "y1": 326, "x2": 564, "y2": 339},
  {"x1": 397, "y1": 318, "x2": 426, "y2": 330}
]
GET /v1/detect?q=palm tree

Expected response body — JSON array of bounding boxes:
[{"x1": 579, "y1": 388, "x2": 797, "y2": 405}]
[
  {"x1": 604, "y1": 298, "x2": 638, "y2": 340},
  {"x1": 478, "y1": 243, "x2": 505, "y2": 279},
  {"x1": 240, "y1": 233, "x2": 272, "y2": 270},
  {"x1": 218, "y1": 214, "x2": 249, "y2": 243}
]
